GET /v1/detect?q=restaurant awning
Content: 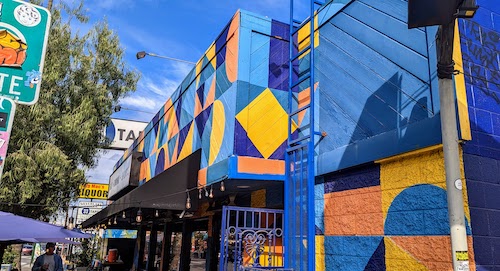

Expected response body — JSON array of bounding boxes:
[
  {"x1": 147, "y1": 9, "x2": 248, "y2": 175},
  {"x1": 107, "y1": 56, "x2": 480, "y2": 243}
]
[{"x1": 81, "y1": 150, "x2": 201, "y2": 228}]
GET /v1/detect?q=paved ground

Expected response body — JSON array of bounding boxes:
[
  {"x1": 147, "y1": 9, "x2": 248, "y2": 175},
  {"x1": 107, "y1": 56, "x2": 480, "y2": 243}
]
[
  {"x1": 189, "y1": 257, "x2": 206, "y2": 271},
  {"x1": 21, "y1": 255, "x2": 32, "y2": 271}
]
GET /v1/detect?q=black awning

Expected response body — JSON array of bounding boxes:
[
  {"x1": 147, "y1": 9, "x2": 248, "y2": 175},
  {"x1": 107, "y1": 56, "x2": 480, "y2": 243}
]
[{"x1": 82, "y1": 150, "x2": 201, "y2": 228}]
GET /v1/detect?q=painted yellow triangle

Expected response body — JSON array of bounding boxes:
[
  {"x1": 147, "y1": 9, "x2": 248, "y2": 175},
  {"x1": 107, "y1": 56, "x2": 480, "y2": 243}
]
[
  {"x1": 178, "y1": 121, "x2": 195, "y2": 161},
  {"x1": 385, "y1": 237, "x2": 427, "y2": 271}
]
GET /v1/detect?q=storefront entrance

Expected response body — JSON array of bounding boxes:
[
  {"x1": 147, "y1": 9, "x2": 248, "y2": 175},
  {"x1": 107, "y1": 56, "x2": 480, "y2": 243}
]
[{"x1": 219, "y1": 206, "x2": 284, "y2": 271}]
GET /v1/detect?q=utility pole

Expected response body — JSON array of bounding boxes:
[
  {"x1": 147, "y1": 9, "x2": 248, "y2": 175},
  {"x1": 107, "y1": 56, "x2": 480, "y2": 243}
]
[
  {"x1": 436, "y1": 20, "x2": 470, "y2": 271},
  {"x1": 408, "y1": 0, "x2": 478, "y2": 270}
]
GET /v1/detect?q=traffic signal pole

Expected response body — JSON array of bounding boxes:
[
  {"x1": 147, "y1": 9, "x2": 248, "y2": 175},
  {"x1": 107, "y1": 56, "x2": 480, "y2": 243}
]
[{"x1": 436, "y1": 20, "x2": 470, "y2": 271}]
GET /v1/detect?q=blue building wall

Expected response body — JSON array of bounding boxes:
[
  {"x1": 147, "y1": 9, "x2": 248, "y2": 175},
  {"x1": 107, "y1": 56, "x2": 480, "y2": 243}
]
[
  {"x1": 313, "y1": 0, "x2": 443, "y2": 176},
  {"x1": 460, "y1": 0, "x2": 500, "y2": 269}
]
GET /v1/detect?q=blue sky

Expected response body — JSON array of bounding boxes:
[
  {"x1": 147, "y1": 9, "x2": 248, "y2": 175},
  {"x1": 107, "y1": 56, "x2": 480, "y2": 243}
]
[{"x1": 74, "y1": 0, "x2": 308, "y2": 123}]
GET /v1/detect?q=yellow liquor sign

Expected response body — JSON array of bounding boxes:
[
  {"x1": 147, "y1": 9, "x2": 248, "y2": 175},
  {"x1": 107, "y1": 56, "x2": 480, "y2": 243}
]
[{"x1": 79, "y1": 183, "x2": 109, "y2": 199}]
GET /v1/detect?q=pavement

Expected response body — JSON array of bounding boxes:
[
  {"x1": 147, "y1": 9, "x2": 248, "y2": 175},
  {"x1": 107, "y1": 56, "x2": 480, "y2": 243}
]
[
  {"x1": 21, "y1": 255, "x2": 32, "y2": 271},
  {"x1": 189, "y1": 257, "x2": 206, "y2": 271}
]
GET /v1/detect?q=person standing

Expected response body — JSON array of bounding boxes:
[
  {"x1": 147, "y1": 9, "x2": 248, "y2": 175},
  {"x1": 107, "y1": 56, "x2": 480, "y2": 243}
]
[{"x1": 32, "y1": 243, "x2": 63, "y2": 271}]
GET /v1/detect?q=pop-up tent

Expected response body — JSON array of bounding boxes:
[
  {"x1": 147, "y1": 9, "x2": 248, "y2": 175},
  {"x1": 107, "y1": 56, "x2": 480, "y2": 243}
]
[{"x1": 0, "y1": 211, "x2": 90, "y2": 242}]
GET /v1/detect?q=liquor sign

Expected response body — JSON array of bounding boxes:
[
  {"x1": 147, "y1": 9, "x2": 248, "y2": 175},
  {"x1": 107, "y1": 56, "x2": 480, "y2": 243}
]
[
  {"x1": 0, "y1": 97, "x2": 15, "y2": 180},
  {"x1": 79, "y1": 183, "x2": 109, "y2": 199},
  {"x1": 0, "y1": 0, "x2": 51, "y2": 104},
  {"x1": 76, "y1": 201, "x2": 104, "y2": 225}
]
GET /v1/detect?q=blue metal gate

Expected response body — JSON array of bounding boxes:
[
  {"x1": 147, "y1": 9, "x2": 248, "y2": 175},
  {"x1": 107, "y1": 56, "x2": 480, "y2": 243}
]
[{"x1": 219, "y1": 206, "x2": 286, "y2": 271}]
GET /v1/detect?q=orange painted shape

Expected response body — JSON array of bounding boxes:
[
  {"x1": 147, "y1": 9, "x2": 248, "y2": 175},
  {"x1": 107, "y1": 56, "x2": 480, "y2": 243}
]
[
  {"x1": 297, "y1": 82, "x2": 319, "y2": 126},
  {"x1": 323, "y1": 186, "x2": 383, "y2": 235},
  {"x1": 298, "y1": 88, "x2": 311, "y2": 126},
  {"x1": 204, "y1": 75, "x2": 216, "y2": 109},
  {"x1": 198, "y1": 168, "x2": 207, "y2": 186},
  {"x1": 389, "y1": 236, "x2": 476, "y2": 271},
  {"x1": 170, "y1": 136, "x2": 179, "y2": 166},
  {"x1": 194, "y1": 95, "x2": 203, "y2": 117},
  {"x1": 225, "y1": 12, "x2": 240, "y2": 83},
  {"x1": 163, "y1": 146, "x2": 171, "y2": 170},
  {"x1": 140, "y1": 158, "x2": 150, "y2": 183},
  {"x1": 237, "y1": 156, "x2": 285, "y2": 175}
]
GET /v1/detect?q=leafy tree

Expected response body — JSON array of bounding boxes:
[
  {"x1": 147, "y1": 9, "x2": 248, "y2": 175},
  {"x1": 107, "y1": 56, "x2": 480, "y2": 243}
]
[{"x1": 0, "y1": 0, "x2": 138, "y2": 221}]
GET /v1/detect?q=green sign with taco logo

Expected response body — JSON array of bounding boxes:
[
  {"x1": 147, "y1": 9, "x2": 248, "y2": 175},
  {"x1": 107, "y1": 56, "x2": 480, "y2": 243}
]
[{"x1": 0, "y1": 0, "x2": 50, "y2": 104}]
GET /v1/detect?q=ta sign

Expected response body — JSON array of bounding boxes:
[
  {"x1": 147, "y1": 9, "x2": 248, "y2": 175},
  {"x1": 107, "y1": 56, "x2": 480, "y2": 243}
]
[
  {"x1": 0, "y1": 1, "x2": 50, "y2": 104},
  {"x1": 0, "y1": 97, "x2": 15, "y2": 180},
  {"x1": 105, "y1": 118, "x2": 147, "y2": 150}
]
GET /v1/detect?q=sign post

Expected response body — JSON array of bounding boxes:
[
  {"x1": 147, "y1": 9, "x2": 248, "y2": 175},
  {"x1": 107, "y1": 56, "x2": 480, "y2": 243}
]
[
  {"x1": 0, "y1": 0, "x2": 50, "y2": 104},
  {"x1": 0, "y1": 96, "x2": 15, "y2": 179}
]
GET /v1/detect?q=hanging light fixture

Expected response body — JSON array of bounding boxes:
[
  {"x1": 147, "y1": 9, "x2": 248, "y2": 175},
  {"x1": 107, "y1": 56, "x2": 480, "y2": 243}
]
[
  {"x1": 155, "y1": 209, "x2": 159, "y2": 218},
  {"x1": 113, "y1": 216, "x2": 117, "y2": 225},
  {"x1": 122, "y1": 211, "x2": 126, "y2": 219},
  {"x1": 108, "y1": 219, "x2": 111, "y2": 226},
  {"x1": 220, "y1": 181, "x2": 225, "y2": 192},
  {"x1": 209, "y1": 185, "x2": 214, "y2": 198},
  {"x1": 199, "y1": 188, "x2": 202, "y2": 199},
  {"x1": 136, "y1": 209, "x2": 143, "y2": 223},
  {"x1": 185, "y1": 190, "x2": 191, "y2": 209}
]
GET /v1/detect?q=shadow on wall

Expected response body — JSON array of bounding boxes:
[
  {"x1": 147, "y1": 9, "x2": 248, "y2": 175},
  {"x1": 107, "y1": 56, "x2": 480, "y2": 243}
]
[{"x1": 333, "y1": 72, "x2": 440, "y2": 171}]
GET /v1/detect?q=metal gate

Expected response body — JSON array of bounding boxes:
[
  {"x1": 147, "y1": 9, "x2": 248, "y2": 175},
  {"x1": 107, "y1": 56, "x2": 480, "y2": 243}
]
[{"x1": 219, "y1": 206, "x2": 287, "y2": 271}]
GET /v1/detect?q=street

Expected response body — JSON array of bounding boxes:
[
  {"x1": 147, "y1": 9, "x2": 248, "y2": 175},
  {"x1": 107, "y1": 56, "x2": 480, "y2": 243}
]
[{"x1": 21, "y1": 255, "x2": 32, "y2": 271}]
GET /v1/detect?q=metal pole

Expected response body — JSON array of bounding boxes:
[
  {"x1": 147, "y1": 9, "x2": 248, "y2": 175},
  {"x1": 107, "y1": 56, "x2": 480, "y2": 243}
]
[
  {"x1": 145, "y1": 53, "x2": 196, "y2": 65},
  {"x1": 436, "y1": 20, "x2": 470, "y2": 271}
]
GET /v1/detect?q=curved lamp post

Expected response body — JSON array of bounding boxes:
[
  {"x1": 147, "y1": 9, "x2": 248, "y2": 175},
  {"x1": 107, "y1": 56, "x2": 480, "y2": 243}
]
[{"x1": 136, "y1": 51, "x2": 196, "y2": 65}]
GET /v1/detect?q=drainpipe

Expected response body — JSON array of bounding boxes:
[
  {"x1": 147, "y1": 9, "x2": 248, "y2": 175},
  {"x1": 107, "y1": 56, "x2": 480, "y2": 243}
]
[{"x1": 436, "y1": 20, "x2": 470, "y2": 271}]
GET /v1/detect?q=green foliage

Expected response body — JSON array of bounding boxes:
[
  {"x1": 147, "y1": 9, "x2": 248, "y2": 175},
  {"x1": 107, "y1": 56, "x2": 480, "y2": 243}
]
[
  {"x1": 0, "y1": 0, "x2": 139, "y2": 219},
  {"x1": 74, "y1": 236, "x2": 100, "y2": 267},
  {"x1": 1, "y1": 245, "x2": 19, "y2": 268}
]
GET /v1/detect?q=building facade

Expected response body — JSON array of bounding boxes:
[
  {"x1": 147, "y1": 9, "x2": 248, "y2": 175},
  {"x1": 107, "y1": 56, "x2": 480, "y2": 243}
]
[{"x1": 83, "y1": 0, "x2": 500, "y2": 270}]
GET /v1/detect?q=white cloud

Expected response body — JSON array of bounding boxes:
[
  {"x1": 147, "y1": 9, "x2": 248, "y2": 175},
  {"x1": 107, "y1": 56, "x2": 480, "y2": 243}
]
[{"x1": 120, "y1": 95, "x2": 159, "y2": 109}]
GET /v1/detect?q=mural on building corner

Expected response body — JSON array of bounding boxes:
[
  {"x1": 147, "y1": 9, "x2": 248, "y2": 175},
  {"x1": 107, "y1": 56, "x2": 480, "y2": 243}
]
[{"x1": 112, "y1": 11, "x2": 291, "y2": 185}]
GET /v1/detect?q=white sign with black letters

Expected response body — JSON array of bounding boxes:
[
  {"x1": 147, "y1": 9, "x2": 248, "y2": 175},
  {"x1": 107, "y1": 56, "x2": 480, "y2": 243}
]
[{"x1": 105, "y1": 118, "x2": 147, "y2": 150}]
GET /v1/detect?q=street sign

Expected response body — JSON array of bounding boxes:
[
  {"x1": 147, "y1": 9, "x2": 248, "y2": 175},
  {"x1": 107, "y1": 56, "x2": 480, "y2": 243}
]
[
  {"x1": 79, "y1": 183, "x2": 109, "y2": 199},
  {"x1": 0, "y1": 96, "x2": 15, "y2": 179},
  {"x1": 76, "y1": 201, "x2": 104, "y2": 225},
  {"x1": 0, "y1": 0, "x2": 50, "y2": 104}
]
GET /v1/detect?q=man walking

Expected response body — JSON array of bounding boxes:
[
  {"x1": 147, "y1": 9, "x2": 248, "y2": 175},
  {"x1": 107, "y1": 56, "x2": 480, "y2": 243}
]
[{"x1": 32, "y1": 243, "x2": 63, "y2": 271}]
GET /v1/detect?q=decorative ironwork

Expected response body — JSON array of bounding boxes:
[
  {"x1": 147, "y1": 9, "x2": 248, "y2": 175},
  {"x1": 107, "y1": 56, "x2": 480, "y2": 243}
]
[{"x1": 219, "y1": 206, "x2": 285, "y2": 271}]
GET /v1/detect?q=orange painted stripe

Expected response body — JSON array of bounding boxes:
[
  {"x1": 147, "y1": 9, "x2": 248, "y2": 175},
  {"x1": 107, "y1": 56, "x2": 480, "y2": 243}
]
[
  {"x1": 237, "y1": 156, "x2": 285, "y2": 175},
  {"x1": 198, "y1": 168, "x2": 207, "y2": 186}
]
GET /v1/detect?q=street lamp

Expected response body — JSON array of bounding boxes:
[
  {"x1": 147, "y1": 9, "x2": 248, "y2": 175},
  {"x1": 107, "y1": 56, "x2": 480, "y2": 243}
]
[
  {"x1": 136, "y1": 51, "x2": 196, "y2": 65},
  {"x1": 113, "y1": 105, "x2": 155, "y2": 115}
]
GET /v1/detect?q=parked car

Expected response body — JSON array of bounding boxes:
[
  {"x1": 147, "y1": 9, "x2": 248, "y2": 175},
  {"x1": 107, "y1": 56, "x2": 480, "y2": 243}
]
[{"x1": 21, "y1": 244, "x2": 33, "y2": 256}]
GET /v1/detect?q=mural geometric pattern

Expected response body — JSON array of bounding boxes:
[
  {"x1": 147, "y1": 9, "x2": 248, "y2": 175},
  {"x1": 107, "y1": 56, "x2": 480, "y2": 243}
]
[
  {"x1": 318, "y1": 149, "x2": 475, "y2": 271},
  {"x1": 112, "y1": 12, "x2": 291, "y2": 184}
]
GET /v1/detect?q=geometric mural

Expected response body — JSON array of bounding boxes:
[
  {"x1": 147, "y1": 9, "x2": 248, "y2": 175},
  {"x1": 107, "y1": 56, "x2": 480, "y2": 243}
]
[
  {"x1": 319, "y1": 148, "x2": 476, "y2": 271},
  {"x1": 112, "y1": 11, "x2": 290, "y2": 185},
  {"x1": 106, "y1": 0, "x2": 499, "y2": 269}
]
